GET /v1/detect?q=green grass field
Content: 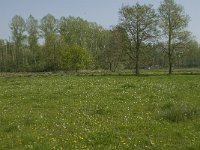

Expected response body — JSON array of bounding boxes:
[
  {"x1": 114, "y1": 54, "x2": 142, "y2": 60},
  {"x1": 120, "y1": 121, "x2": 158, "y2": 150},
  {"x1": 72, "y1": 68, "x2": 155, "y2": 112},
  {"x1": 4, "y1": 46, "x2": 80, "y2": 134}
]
[{"x1": 0, "y1": 73, "x2": 200, "y2": 149}]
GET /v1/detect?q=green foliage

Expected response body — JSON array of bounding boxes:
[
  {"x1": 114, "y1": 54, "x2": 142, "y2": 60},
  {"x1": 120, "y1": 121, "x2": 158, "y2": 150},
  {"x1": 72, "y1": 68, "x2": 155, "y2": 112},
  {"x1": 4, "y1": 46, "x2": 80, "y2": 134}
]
[
  {"x1": 40, "y1": 14, "x2": 57, "y2": 39},
  {"x1": 0, "y1": 1, "x2": 199, "y2": 73},
  {"x1": 99, "y1": 26, "x2": 129, "y2": 71},
  {"x1": 43, "y1": 33, "x2": 64, "y2": 71},
  {"x1": 26, "y1": 15, "x2": 39, "y2": 48},
  {"x1": 10, "y1": 15, "x2": 26, "y2": 45},
  {"x1": 26, "y1": 15, "x2": 40, "y2": 70},
  {"x1": 10, "y1": 15, "x2": 27, "y2": 70},
  {"x1": 159, "y1": 0, "x2": 190, "y2": 74},
  {"x1": 63, "y1": 45, "x2": 93, "y2": 71},
  {"x1": 159, "y1": 0, "x2": 189, "y2": 34},
  {"x1": 119, "y1": 3, "x2": 158, "y2": 75},
  {"x1": 183, "y1": 40, "x2": 200, "y2": 68}
]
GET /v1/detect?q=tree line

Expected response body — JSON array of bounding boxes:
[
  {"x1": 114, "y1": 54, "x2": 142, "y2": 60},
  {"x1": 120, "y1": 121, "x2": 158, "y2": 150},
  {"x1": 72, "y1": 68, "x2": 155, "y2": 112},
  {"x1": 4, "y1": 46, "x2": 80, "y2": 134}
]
[{"x1": 0, "y1": 0, "x2": 200, "y2": 74}]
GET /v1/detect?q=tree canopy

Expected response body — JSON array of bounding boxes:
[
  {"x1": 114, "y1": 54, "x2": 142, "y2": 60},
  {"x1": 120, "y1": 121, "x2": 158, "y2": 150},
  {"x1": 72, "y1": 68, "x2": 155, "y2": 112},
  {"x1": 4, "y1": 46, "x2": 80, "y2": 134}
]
[
  {"x1": 0, "y1": 0, "x2": 199, "y2": 74},
  {"x1": 119, "y1": 3, "x2": 158, "y2": 75}
]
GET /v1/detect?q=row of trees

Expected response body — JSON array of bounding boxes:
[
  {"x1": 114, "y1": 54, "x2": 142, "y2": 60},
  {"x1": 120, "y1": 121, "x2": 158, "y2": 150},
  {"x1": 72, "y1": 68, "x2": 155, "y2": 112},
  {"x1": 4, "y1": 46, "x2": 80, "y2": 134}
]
[
  {"x1": 0, "y1": 0, "x2": 200, "y2": 74},
  {"x1": 0, "y1": 15, "x2": 105, "y2": 72},
  {"x1": 119, "y1": 0, "x2": 193, "y2": 75}
]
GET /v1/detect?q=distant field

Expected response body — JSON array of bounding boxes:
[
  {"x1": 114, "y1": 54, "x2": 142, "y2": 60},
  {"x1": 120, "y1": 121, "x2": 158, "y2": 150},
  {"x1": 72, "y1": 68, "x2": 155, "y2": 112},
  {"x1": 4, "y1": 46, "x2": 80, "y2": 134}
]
[{"x1": 0, "y1": 74, "x2": 200, "y2": 149}]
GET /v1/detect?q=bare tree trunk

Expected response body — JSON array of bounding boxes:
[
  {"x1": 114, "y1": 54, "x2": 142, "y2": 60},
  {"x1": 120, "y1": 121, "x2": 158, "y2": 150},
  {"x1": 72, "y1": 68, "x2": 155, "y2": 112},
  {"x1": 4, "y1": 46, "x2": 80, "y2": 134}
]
[
  {"x1": 22, "y1": 48, "x2": 25, "y2": 69},
  {"x1": 5, "y1": 42, "x2": 8, "y2": 71},
  {"x1": 109, "y1": 62, "x2": 112, "y2": 72},
  {"x1": 135, "y1": 20, "x2": 140, "y2": 76},
  {"x1": 135, "y1": 46, "x2": 139, "y2": 75},
  {"x1": 168, "y1": 10, "x2": 172, "y2": 75},
  {"x1": 169, "y1": 61, "x2": 172, "y2": 74},
  {"x1": 53, "y1": 43, "x2": 56, "y2": 71},
  {"x1": 168, "y1": 42, "x2": 172, "y2": 74},
  {"x1": 12, "y1": 45, "x2": 15, "y2": 64},
  {"x1": 0, "y1": 47, "x2": 2, "y2": 72},
  {"x1": 34, "y1": 55, "x2": 37, "y2": 68},
  {"x1": 168, "y1": 46, "x2": 173, "y2": 75}
]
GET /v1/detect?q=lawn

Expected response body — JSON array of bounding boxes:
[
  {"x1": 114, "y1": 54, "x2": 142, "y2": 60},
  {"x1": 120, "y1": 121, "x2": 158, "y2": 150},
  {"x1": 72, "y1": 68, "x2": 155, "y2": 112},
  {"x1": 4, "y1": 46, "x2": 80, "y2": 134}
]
[{"x1": 0, "y1": 73, "x2": 200, "y2": 149}]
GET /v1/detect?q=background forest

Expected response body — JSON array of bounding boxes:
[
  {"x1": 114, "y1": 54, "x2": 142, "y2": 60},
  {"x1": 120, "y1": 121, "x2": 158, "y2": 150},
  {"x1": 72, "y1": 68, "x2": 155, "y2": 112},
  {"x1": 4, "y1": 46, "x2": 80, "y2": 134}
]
[{"x1": 0, "y1": 0, "x2": 200, "y2": 74}]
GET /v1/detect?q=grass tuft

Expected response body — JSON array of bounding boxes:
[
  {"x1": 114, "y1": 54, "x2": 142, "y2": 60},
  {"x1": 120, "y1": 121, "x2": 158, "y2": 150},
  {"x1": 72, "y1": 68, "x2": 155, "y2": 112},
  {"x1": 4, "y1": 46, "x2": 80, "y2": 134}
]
[{"x1": 158, "y1": 102, "x2": 199, "y2": 122}]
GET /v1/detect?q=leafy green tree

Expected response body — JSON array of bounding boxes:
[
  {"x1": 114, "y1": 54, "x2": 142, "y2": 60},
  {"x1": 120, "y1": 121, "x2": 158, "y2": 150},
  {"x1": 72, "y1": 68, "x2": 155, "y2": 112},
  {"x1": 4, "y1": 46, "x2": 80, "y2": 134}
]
[
  {"x1": 10, "y1": 15, "x2": 26, "y2": 70},
  {"x1": 159, "y1": 0, "x2": 190, "y2": 74},
  {"x1": 101, "y1": 26, "x2": 129, "y2": 71},
  {"x1": 63, "y1": 45, "x2": 93, "y2": 72},
  {"x1": 150, "y1": 42, "x2": 168, "y2": 68},
  {"x1": 40, "y1": 14, "x2": 57, "y2": 39},
  {"x1": 59, "y1": 16, "x2": 105, "y2": 51},
  {"x1": 0, "y1": 39, "x2": 5, "y2": 71},
  {"x1": 119, "y1": 3, "x2": 158, "y2": 75},
  {"x1": 40, "y1": 14, "x2": 59, "y2": 71},
  {"x1": 26, "y1": 15, "x2": 39, "y2": 69},
  {"x1": 90, "y1": 25, "x2": 114, "y2": 69},
  {"x1": 58, "y1": 16, "x2": 107, "y2": 69},
  {"x1": 43, "y1": 33, "x2": 64, "y2": 71},
  {"x1": 182, "y1": 40, "x2": 200, "y2": 68},
  {"x1": 59, "y1": 16, "x2": 89, "y2": 47}
]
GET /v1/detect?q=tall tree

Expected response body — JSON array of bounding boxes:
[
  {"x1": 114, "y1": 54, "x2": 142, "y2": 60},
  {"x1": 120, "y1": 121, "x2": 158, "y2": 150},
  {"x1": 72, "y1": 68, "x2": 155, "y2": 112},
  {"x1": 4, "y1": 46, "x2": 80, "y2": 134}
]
[
  {"x1": 40, "y1": 14, "x2": 57, "y2": 40},
  {"x1": 102, "y1": 26, "x2": 129, "y2": 71},
  {"x1": 59, "y1": 16, "x2": 89, "y2": 47},
  {"x1": 40, "y1": 14, "x2": 58, "y2": 70},
  {"x1": 42, "y1": 33, "x2": 64, "y2": 71},
  {"x1": 119, "y1": 3, "x2": 158, "y2": 75},
  {"x1": 26, "y1": 15, "x2": 39, "y2": 68},
  {"x1": 159, "y1": 0, "x2": 189, "y2": 74},
  {"x1": 10, "y1": 15, "x2": 26, "y2": 70}
]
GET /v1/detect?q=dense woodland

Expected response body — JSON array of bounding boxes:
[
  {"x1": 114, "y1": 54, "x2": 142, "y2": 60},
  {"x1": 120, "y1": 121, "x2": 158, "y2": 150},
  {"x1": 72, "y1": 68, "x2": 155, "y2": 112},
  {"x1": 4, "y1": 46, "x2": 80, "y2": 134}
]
[{"x1": 0, "y1": 0, "x2": 200, "y2": 74}]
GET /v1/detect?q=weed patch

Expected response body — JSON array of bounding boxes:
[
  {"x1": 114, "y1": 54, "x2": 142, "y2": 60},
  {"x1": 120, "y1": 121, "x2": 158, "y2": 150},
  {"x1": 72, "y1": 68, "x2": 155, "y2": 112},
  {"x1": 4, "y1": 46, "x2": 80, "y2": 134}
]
[{"x1": 158, "y1": 102, "x2": 199, "y2": 122}]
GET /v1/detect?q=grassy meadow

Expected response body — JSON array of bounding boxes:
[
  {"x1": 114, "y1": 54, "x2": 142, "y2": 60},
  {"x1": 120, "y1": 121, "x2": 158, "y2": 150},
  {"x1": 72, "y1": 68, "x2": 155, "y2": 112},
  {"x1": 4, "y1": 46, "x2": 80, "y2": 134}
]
[{"x1": 0, "y1": 73, "x2": 200, "y2": 149}]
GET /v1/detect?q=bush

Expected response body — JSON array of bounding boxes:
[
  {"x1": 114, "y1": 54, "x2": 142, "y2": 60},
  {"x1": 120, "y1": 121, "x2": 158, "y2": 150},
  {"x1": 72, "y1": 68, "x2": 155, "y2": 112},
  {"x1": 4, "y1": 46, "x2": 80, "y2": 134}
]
[{"x1": 63, "y1": 45, "x2": 94, "y2": 71}]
